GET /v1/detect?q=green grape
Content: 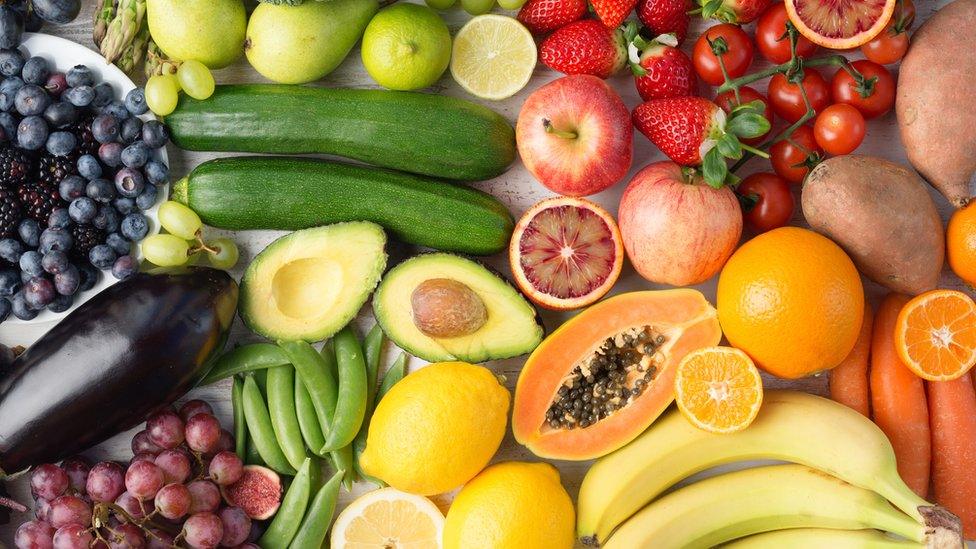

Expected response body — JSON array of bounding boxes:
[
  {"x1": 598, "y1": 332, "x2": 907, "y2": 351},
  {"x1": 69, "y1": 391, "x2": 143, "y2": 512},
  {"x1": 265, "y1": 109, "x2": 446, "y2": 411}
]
[
  {"x1": 461, "y1": 0, "x2": 494, "y2": 15},
  {"x1": 207, "y1": 238, "x2": 239, "y2": 270},
  {"x1": 497, "y1": 0, "x2": 527, "y2": 9},
  {"x1": 145, "y1": 74, "x2": 180, "y2": 117},
  {"x1": 177, "y1": 60, "x2": 216, "y2": 101},
  {"x1": 426, "y1": 0, "x2": 457, "y2": 9},
  {"x1": 141, "y1": 234, "x2": 190, "y2": 267},
  {"x1": 157, "y1": 201, "x2": 202, "y2": 240}
]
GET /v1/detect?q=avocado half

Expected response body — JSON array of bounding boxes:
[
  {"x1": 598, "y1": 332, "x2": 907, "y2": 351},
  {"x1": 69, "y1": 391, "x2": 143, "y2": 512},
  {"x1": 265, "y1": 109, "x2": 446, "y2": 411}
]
[
  {"x1": 239, "y1": 221, "x2": 388, "y2": 342},
  {"x1": 373, "y1": 253, "x2": 544, "y2": 363}
]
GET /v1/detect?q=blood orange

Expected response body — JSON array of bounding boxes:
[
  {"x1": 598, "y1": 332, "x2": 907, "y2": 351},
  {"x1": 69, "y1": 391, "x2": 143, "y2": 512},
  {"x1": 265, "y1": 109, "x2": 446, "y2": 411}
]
[
  {"x1": 509, "y1": 197, "x2": 623, "y2": 311},
  {"x1": 785, "y1": 0, "x2": 896, "y2": 49}
]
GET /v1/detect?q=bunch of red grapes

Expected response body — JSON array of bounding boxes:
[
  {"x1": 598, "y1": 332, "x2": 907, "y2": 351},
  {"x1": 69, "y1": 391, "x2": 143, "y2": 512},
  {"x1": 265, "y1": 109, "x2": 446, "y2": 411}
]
[{"x1": 15, "y1": 400, "x2": 258, "y2": 548}]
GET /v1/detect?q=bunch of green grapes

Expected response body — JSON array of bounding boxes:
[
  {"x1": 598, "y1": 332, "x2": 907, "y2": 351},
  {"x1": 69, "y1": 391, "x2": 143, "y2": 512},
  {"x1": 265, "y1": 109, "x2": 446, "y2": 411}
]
[
  {"x1": 145, "y1": 60, "x2": 216, "y2": 116},
  {"x1": 426, "y1": 0, "x2": 528, "y2": 15},
  {"x1": 141, "y1": 201, "x2": 240, "y2": 269}
]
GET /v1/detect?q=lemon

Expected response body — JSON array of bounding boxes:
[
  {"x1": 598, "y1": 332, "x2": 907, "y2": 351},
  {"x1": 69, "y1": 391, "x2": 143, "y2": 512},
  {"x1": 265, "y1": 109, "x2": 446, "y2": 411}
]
[
  {"x1": 359, "y1": 361, "x2": 510, "y2": 496},
  {"x1": 443, "y1": 461, "x2": 576, "y2": 549},
  {"x1": 361, "y1": 3, "x2": 452, "y2": 91},
  {"x1": 450, "y1": 15, "x2": 537, "y2": 100},
  {"x1": 331, "y1": 487, "x2": 444, "y2": 549}
]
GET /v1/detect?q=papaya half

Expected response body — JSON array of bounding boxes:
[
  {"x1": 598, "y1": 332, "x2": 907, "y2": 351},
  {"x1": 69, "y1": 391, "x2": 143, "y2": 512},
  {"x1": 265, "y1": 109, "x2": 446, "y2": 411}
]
[{"x1": 512, "y1": 290, "x2": 722, "y2": 461}]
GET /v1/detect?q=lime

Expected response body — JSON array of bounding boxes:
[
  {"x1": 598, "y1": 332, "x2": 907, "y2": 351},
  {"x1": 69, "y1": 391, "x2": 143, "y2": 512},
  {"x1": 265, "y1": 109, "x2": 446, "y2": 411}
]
[
  {"x1": 450, "y1": 15, "x2": 537, "y2": 100},
  {"x1": 361, "y1": 3, "x2": 452, "y2": 91}
]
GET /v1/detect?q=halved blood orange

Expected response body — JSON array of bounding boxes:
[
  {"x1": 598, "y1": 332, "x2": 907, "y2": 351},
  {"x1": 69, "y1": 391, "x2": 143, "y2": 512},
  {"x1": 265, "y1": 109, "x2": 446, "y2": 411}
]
[
  {"x1": 895, "y1": 289, "x2": 976, "y2": 381},
  {"x1": 674, "y1": 346, "x2": 763, "y2": 434},
  {"x1": 509, "y1": 196, "x2": 623, "y2": 311},
  {"x1": 785, "y1": 0, "x2": 896, "y2": 49}
]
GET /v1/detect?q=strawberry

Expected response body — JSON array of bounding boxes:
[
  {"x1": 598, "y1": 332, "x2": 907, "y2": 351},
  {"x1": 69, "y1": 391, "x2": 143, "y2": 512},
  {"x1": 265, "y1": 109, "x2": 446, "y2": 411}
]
[
  {"x1": 540, "y1": 20, "x2": 628, "y2": 79},
  {"x1": 517, "y1": 0, "x2": 588, "y2": 35},
  {"x1": 637, "y1": 0, "x2": 692, "y2": 44},
  {"x1": 699, "y1": 0, "x2": 771, "y2": 23},
  {"x1": 631, "y1": 34, "x2": 697, "y2": 100},
  {"x1": 591, "y1": 0, "x2": 638, "y2": 29}
]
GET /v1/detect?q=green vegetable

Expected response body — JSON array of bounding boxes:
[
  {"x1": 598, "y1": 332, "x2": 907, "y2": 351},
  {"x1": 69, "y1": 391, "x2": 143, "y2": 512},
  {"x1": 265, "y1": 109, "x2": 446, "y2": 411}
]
[
  {"x1": 295, "y1": 375, "x2": 327, "y2": 457},
  {"x1": 167, "y1": 84, "x2": 516, "y2": 181},
  {"x1": 232, "y1": 376, "x2": 247, "y2": 460},
  {"x1": 259, "y1": 457, "x2": 316, "y2": 549},
  {"x1": 354, "y1": 352, "x2": 408, "y2": 486},
  {"x1": 289, "y1": 470, "x2": 344, "y2": 549},
  {"x1": 245, "y1": 437, "x2": 265, "y2": 467},
  {"x1": 319, "y1": 340, "x2": 357, "y2": 490},
  {"x1": 377, "y1": 353, "x2": 408, "y2": 400},
  {"x1": 242, "y1": 376, "x2": 296, "y2": 476},
  {"x1": 279, "y1": 340, "x2": 338, "y2": 435},
  {"x1": 322, "y1": 327, "x2": 368, "y2": 453},
  {"x1": 266, "y1": 366, "x2": 308, "y2": 471},
  {"x1": 201, "y1": 343, "x2": 290, "y2": 385},
  {"x1": 362, "y1": 323, "x2": 384, "y2": 412},
  {"x1": 100, "y1": 0, "x2": 146, "y2": 64},
  {"x1": 171, "y1": 156, "x2": 514, "y2": 255}
]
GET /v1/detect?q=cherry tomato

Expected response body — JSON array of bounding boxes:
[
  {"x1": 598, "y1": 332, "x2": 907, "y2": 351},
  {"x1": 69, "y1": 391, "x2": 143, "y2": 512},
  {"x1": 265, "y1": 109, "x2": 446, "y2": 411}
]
[
  {"x1": 737, "y1": 172, "x2": 795, "y2": 232},
  {"x1": 813, "y1": 104, "x2": 866, "y2": 155},
  {"x1": 860, "y1": 23, "x2": 909, "y2": 65},
  {"x1": 767, "y1": 68, "x2": 830, "y2": 123},
  {"x1": 692, "y1": 24, "x2": 755, "y2": 86},
  {"x1": 830, "y1": 60, "x2": 895, "y2": 119},
  {"x1": 769, "y1": 125, "x2": 822, "y2": 184},
  {"x1": 715, "y1": 86, "x2": 773, "y2": 145},
  {"x1": 895, "y1": 0, "x2": 916, "y2": 30},
  {"x1": 755, "y1": 3, "x2": 818, "y2": 64}
]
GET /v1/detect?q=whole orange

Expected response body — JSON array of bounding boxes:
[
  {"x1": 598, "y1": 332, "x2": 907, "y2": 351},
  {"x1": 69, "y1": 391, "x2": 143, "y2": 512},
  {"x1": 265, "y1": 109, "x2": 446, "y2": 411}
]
[
  {"x1": 947, "y1": 202, "x2": 976, "y2": 286},
  {"x1": 716, "y1": 227, "x2": 864, "y2": 379}
]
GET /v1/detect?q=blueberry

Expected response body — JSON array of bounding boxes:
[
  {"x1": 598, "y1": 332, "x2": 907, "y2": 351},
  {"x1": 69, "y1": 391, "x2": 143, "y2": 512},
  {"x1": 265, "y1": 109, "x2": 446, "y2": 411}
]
[
  {"x1": 0, "y1": 49, "x2": 24, "y2": 77},
  {"x1": 16, "y1": 115, "x2": 47, "y2": 150},
  {"x1": 140, "y1": 120, "x2": 168, "y2": 149},
  {"x1": 68, "y1": 197, "x2": 96, "y2": 223},
  {"x1": 47, "y1": 293, "x2": 72, "y2": 312},
  {"x1": 41, "y1": 250, "x2": 67, "y2": 274},
  {"x1": 0, "y1": 111, "x2": 15, "y2": 139},
  {"x1": 0, "y1": 7, "x2": 23, "y2": 51},
  {"x1": 46, "y1": 208, "x2": 71, "y2": 230},
  {"x1": 0, "y1": 89, "x2": 13, "y2": 112},
  {"x1": 88, "y1": 244, "x2": 115, "y2": 270},
  {"x1": 77, "y1": 263, "x2": 98, "y2": 291},
  {"x1": 120, "y1": 142, "x2": 148, "y2": 169},
  {"x1": 0, "y1": 268, "x2": 20, "y2": 296},
  {"x1": 0, "y1": 75, "x2": 23, "y2": 95},
  {"x1": 98, "y1": 142, "x2": 122, "y2": 167},
  {"x1": 114, "y1": 167, "x2": 144, "y2": 198},
  {"x1": 43, "y1": 101, "x2": 76, "y2": 128},
  {"x1": 45, "y1": 131, "x2": 75, "y2": 156},
  {"x1": 65, "y1": 65, "x2": 92, "y2": 88},
  {"x1": 18, "y1": 250, "x2": 42, "y2": 276},
  {"x1": 90, "y1": 113, "x2": 118, "y2": 144},
  {"x1": 105, "y1": 232, "x2": 130, "y2": 256},
  {"x1": 11, "y1": 291, "x2": 36, "y2": 319},
  {"x1": 23, "y1": 276, "x2": 54, "y2": 309},
  {"x1": 85, "y1": 178, "x2": 114, "y2": 203},
  {"x1": 102, "y1": 100, "x2": 128, "y2": 121},
  {"x1": 38, "y1": 228, "x2": 71, "y2": 253},
  {"x1": 58, "y1": 174, "x2": 85, "y2": 201},
  {"x1": 44, "y1": 72, "x2": 66, "y2": 98},
  {"x1": 21, "y1": 56, "x2": 48, "y2": 85},
  {"x1": 93, "y1": 205, "x2": 119, "y2": 232},
  {"x1": 63, "y1": 85, "x2": 94, "y2": 107},
  {"x1": 53, "y1": 264, "x2": 78, "y2": 295},
  {"x1": 112, "y1": 255, "x2": 137, "y2": 280},
  {"x1": 124, "y1": 88, "x2": 147, "y2": 115},
  {"x1": 17, "y1": 218, "x2": 38, "y2": 247},
  {"x1": 0, "y1": 237, "x2": 21, "y2": 262},
  {"x1": 135, "y1": 184, "x2": 157, "y2": 210},
  {"x1": 18, "y1": 269, "x2": 29, "y2": 283},
  {"x1": 120, "y1": 116, "x2": 141, "y2": 144},
  {"x1": 92, "y1": 82, "x2": 113, "y2": 107},
  {"x1": 0, "y1": 296, "x2": 9, "y2": 321},
  {"x1": 112, "y1": 197, "x2": 136, "y2": 215},
  {"x1": 15, "y1": 83, "x2": 50, "y2": 116},
  {"x1": 143, "y1": 160, "x2": 168, "y2": 185},
  {"x1": 120, "y1": 213, "x2": 148, "y2": 241},
  {"x1": 30, "y1": 0, "x2": 81, "y2": 25},
  {"x1": 76, "y1": 154, "x2": 100, "y2": 180}
]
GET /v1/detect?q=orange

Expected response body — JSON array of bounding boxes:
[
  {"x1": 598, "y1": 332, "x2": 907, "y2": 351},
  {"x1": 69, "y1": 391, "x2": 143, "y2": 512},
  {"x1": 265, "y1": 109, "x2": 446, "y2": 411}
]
[
  {"x1": 674, "y1": 346, "x2": 763, "y2": 434},
  {"x1": 894, "y1": 289, "x2": 976, "y2": 381},
  {"x1": 716, "y1": 227, "x2": 864, "y2": 379},
  {"x1": 947, "y1": 202, "x2": 976, "y2": 286},
  {"x1": 785, "y1": 0, "x2": 896, "y2": 49}
]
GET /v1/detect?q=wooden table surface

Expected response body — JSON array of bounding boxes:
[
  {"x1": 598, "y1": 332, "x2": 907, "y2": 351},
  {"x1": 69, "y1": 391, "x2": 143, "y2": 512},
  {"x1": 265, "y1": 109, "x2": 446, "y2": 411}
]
[{"x1": 0, "y1": 0, "x2": 967, "y2": 545}]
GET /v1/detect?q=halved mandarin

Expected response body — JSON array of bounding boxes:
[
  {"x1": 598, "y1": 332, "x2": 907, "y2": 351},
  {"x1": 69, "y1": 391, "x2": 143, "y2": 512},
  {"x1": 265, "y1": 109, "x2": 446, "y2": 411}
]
[
  {"x1": 785, "y1": 0, "x2": 896, "y2": 49},
  {"x1": 895, "y1": 289, "x2": 976, "y2": 381},
  {"x1": 674, "y1": 346, "x2": 764, "y2": 434}
]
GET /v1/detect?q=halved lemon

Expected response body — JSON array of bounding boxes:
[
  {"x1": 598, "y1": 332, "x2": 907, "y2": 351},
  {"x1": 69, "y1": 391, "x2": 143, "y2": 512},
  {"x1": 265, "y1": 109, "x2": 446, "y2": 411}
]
[
  {"x1": 330, "y1": 488, "x2": 445, "y2": 549},
  {"x1": 895, "y1": 289, "x2": 976, "y2": 381},
  {"x1": 450, "y1": 15, "x2": 537, "y2": 100},
  {"x1": 785, "y1": 0, "x2": 896, "y2": 49},
  {"x1": 674, "y1": 346, "x2": 764, "y2": 434}
]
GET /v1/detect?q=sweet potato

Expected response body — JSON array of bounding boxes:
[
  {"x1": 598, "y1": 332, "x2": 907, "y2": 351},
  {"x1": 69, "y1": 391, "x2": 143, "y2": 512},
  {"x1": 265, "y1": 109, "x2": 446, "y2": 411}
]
[
  {"x1": 802, "y1": 155, "x2": 944, "y2": 295},
  {"x1": 896, "y1": 0, "x2": 976, "y2": 208}
]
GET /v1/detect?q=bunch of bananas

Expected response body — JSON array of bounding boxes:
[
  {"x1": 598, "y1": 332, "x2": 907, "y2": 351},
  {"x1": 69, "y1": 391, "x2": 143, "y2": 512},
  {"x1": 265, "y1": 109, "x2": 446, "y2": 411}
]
[
  {"x1": 92, "y1": 0, "x2": 176, "y2": 77},
  {"x1": 578, "y1": 391, "x2": 964, "y2": 548}
]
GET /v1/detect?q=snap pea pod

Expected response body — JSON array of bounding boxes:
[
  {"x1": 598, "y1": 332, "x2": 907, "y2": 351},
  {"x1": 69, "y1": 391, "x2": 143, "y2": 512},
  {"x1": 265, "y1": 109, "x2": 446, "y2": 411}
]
[
  {"x1": 322, "y1": 327, "x2": 368, "y2": 452},
  {"x1": 355, "y1": 352, "x2": 408, "y2": 486},
  {"x1": 200, "y1": 343, "x2": 289, "y2": 385},
  {"x1": 259, "y1": 457, "x2": 316, "y2": 549},
  {"x1": 280, "y1": 340, "x2": 338, "y2": 437},
  {"x1": 242, "y1": 376, "x2": 296, "y2": 476},
  {"x1": 362, "y1": 323, "x2": 384, "y2": 412},
  {"x1": 318, "y1": 340, "x2": 358, "y2": 489},
  {"x1": 232, "y1": 376, "x2": 247, "y2": 460},
  {"x1": 245, "y1": 436, "x2": 265, "y2": 467},
  {"x1": 377, "y1": 352, "x2": 408, "y2": 400},
  {"x1": 254, "y1": 368, "x2": 268, "y2": 396},
  {"x1": 288, "y1": 469, "x2": 344, "y2": 549},
  {"x1": 267, "y1": 365, "x2": 309, "y2": 471},
  {"x1": 295, "y1": 375, "x2": 327, "y2": 457}
]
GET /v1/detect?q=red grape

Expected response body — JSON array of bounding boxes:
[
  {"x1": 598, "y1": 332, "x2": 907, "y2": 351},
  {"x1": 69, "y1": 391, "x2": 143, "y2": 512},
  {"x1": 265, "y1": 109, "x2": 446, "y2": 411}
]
[
  {"x1": 31, "y1": 464, "x2": 69, "y2": 500},
  {"x1": 130, "y1": 431, "x2": 163, "y2": 457},
  {"x1": 154, "y1": 483, "x2": 191, "y2": 520},
  {"x1": 183, "y1": 512, "x2": 224, "y2": 549},
  {"x1": 47, "y1": 496, "x2": 91, "y2": 529},
  {"x1": 52, "y1": 524, "x2": 93, "y2": 549},
  {"x1": 146, "y1": 411, "x2": 185, "y2": 449},
  {"x1": 15, "y1": 520, "x2": 55, "y2": 549},
  {"x1": 178, "y1": 400, "x2": 214, "y2": 422},
  {"x1": 154, "y1": 449, "x2": 192, "y2": 484},
  {"x1": 186, "y1": 480, "x2": 220, "y2": 514},
  {"x1": 105, "y1": 522, "x2": 145, "y2": 548},
  {"x1": 215, "y1": 430, "x2": 235, "y2": 455},
  {"x1": 60, "y1": 457, "x2": 90, "y2": 494},
  {"x1": 124, "y1": 461, "x2": 164, "y2": 500},
  {"x1": 218, "y1": 507, "x2": 251, "y2": 547},
  {"x1": 113, "y1": 492, "x2": 152, "y2": 521},
  {"x1": 87, "y1": 462, "x2": 125, "y2": 503},
  {"x1": 129, "y1": 453, "x2": 157, "y2": 466},
  {"x1": 184, "y1": 414, "x2": 221, "y2": 453},
  {"x1": 209, "y1": 452, "x2": 243, "y2": 486}
]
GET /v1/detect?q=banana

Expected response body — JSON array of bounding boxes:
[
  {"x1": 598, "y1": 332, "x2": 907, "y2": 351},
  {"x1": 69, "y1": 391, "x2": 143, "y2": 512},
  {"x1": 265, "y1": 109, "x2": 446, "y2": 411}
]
[
  {"x1": 726, "y1": 528, "x2": 926, "y2": 548},
  {"x1": 603, "y1": 464, "x2": 929, "y2": 549},
  {"x1": 577, "y1": 390, "x2": 961, "y2": 546}
]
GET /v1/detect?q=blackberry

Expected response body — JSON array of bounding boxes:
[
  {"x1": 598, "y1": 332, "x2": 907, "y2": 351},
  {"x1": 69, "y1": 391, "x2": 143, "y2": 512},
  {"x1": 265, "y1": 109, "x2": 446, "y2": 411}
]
[
  {"x1": 71, "y1": 223, "x2": 104, "y2": 261},
  {"x1": 0, "y1": 187, "x2": 21, "y2": 239},
  {"x1": 17, "y1": 179, "x2": 61, "y2": 226},
  {"x1": 37, "y1": 153, "x2": 76, "y2": 187},
  {"x1": 0, "y1": 146, "x2": 32, "y2": 188},
  {"x1": 69, "y1": 113, "x2": 98, "y2": 156}
]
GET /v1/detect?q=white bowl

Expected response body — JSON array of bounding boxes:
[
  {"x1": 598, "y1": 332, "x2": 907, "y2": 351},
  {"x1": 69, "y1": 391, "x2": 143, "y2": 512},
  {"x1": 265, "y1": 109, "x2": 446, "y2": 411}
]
[{"x1": 8, "y1": 33, "x2": 164, "y2": 324}]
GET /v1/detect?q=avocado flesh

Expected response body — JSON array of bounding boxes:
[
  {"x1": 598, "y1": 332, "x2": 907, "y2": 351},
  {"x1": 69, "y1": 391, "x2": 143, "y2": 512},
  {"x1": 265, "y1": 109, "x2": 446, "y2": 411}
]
[
  {"x1": 373, "y1": 253, "x2": 544, "y2": 363},
  {"x1": 240, "y1": 221, "x2": 388, "y2": 342}
]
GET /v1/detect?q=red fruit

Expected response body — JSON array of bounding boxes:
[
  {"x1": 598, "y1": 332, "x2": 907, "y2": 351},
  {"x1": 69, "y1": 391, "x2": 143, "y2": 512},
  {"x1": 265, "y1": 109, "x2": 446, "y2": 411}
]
[
  {"x1": 540, "y1": 20, "x2": 627, "y2": 79},
  {"x1": 756, "y1": 3, "x2": 818, "y2": 63},
  {"x1": 714, "y1": 86, "x2": 772, "y2": 145},
  {"x1": 830, "y1": 60, "x2": 895, "y2": 120},
  {"x1": 767, "y1": 68, "x2": 830, "y2": 123},
  {"x1": 737, "y1": 172, "x2": 795, "y2": 232},
  {"x1": 700, "y1": 0, "x2": 771, "y2": 23},
  {"x1": 632, "y1": 96, "x2": 724, "y2": 166},
  {"x1": 517, "y1": 0, "x2": 587, "y2": 35},
  {"x1": 220, "y1": 465, "x2": 282, "y2": 521},
  {"x1": 634, "y1": 39, "x2": 697, "y2": 101},
  {"x1": 592, "y1": 0, "x2": 638, "y2": 28},
  {"x1": 637, "y1": 0, "x2": 692, "y2": 44},
  {"x1": 692, "y1": 23, "x2": 754, "y2": 86}
]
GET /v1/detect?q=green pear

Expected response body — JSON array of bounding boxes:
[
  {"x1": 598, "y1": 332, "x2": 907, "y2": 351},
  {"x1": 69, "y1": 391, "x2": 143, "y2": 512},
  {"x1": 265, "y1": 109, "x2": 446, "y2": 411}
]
[
  {"x1": 147, "y1": 0, "x2": 246, "y2": 69},
  {"x1": 245, "y1": 0, "x2": 379, "y2": 85}
]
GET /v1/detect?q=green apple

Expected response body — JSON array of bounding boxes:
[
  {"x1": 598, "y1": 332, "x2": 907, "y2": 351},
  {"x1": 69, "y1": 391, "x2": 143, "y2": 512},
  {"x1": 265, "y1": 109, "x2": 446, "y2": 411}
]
[
  {"x1": 361, "y1": 3, "x2": 452, "y2": 91},
  {"x1": 146, "y1": 0, "x2": 246, "y2": 69}
]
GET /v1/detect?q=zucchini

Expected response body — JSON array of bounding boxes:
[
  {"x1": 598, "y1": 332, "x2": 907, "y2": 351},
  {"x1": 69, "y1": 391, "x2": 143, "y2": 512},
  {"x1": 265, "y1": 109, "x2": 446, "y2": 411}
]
[
  {"x1": 166, "y1": 84, "x2": 516, "y2": 181},
  {"x1": 171, "y1": 156, "x2": 515, "y2": 255}
]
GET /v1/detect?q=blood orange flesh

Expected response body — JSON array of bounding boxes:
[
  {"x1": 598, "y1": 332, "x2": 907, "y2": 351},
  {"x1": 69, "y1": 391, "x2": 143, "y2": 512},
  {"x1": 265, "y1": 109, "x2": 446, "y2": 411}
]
[
  {"x1": 510, "y1": 197, "x2": 623, "y2": 311},
  {"x1": 785, "y1": 0, "x2": 895, "y2": 49}
]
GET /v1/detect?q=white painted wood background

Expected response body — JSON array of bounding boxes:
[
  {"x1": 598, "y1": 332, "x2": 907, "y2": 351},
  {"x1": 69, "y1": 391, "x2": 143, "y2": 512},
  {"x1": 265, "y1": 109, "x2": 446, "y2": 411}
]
[{"x1": 0, "y1": 0, "x2": 968, "y2": 545}]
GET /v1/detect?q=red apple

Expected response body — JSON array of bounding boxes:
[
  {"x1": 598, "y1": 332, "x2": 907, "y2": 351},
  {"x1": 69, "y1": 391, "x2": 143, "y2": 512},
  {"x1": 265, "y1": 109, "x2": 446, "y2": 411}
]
[
  {"x1": 516, "y1": 75, "x2": 633, "y2": 197},
  {"x1": 618, "y1": 161, "x2": 742, "y2": 286}
]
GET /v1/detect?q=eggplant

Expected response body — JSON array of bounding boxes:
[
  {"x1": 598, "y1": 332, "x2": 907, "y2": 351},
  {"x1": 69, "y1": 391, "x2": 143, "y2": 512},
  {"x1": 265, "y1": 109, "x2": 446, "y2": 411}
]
[{"x1": 0, "y1": 267, "x2": 238, "y2": 476}]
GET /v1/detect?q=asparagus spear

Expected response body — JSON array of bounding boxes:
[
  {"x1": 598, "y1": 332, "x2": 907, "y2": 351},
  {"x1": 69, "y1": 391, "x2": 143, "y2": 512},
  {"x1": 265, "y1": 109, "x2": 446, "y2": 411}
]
[
  {"x1": 115, "y1": 22, "x2": 149, "y2": 74},
  {"x1": 100, "y1": 0, "x2": 146, "y2": 65},
  {"x1": 92, "y1": 0, "x2": 116, "y2": 48}
]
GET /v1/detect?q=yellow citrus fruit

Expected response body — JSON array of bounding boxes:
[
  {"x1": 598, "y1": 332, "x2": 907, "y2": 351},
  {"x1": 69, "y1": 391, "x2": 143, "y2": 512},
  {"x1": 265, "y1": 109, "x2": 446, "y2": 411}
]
[
  {"x1": 674, "y1": 346, "x2": 763, "y2": 434},
  {"x1": 443, "y1": 461, "x2": 575, "y2": 549},
  {"x1": 359, "y1": 361, "x2": 510, "y2": 496},
  {"x1": 330, "y1": 487, "x2": 444, "y2": 549},
  {"x1": 947, "y1": 202, "x2": 976, "y2": 286},
  {"x1": 717, "y1": 227, "x2": 864, "y2": 379}
]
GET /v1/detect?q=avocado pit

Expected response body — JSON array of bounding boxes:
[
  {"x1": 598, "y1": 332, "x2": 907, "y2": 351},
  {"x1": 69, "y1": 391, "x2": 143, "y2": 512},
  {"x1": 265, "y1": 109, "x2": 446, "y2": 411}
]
[{"x1": 411, "y1": 278, "x2": 488, "y2": 338}]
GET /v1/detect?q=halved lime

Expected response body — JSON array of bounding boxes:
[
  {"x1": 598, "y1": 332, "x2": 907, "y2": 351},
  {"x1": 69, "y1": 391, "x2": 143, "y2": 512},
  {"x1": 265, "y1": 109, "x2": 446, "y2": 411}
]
[{"x1": 450, "y1": 15, "x2": 537, "y2": 101}]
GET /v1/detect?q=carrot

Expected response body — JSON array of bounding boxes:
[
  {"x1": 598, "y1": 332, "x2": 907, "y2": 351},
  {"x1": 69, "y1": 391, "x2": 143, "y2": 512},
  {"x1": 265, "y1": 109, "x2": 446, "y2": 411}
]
[
  {"x1": 928, "y1": 374, "x2": 976, "y2": 540},
  {"x1": 870, "y1": 293, "x2": 931, "y2": 498},
  {"x1": 829, "y1": 303, "x2": 874, "y2": 417}
]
